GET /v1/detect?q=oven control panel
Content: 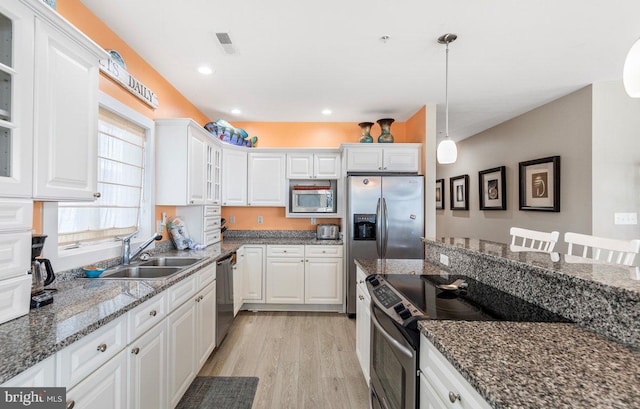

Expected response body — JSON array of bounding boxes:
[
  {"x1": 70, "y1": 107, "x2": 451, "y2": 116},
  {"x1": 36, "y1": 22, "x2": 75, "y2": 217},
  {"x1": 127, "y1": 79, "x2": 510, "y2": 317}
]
[{"x1": 367, "y1": 275, "x2": 423, "y2": 326}]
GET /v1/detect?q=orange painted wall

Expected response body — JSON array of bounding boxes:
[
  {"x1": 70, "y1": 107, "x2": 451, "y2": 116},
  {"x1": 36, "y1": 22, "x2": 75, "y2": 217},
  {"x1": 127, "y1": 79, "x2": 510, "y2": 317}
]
[
  {"x1": 404, "y1": 106, "x2": 428, "y2": 175},
  {"x1": 223, "y1": 207, "x2": 340, "y2": 231},
  {"x1": 233, "y1": 121, "x2": 407, "y2": 148}
]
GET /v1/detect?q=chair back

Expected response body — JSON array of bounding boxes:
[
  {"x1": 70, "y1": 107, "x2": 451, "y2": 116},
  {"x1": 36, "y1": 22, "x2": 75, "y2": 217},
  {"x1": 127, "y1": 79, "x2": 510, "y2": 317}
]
[
  {"x1": 564, "y1": 232, "x2": 640, "y2": 266},
  {"x1": 510, "y1": 227, "x2": 560, "y2": 253}
]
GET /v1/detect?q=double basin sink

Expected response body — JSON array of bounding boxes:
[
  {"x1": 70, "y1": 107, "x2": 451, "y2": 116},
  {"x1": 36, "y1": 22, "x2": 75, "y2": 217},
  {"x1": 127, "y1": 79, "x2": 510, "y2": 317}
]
[{"x1": 98, "y1": 257, "x2": 203, "y2": 280}]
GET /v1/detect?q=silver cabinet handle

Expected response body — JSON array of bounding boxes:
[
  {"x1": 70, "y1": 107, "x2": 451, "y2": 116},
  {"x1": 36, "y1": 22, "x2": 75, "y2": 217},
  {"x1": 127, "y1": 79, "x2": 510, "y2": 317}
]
[
  {"x1": 131, "y1": 347, "x2": 140, "y2": 355},
  {"x1": 149, "y1": 310, "x2": 157, "y2": 317},
  {"x1": 358, "y1": 295, "x2": 364, "y2": 300},
  {"x1": 448, "y1": 391, "x2": 461, "y2": 403},
  {"x1": 378, "y1": 167, "x2": 382, "y2": 170},
  {"x1": 358, "y1": 280, "x2": 364, "y2": 284},
  {"x1": 66, "y1": 400, "x2": 75, "y2": 409},
  {"x1": 96, "y1": 343, "x2": 107, "y2": 352},
  {"x1": 93, "y1": 192, "x2": 101, "y2": 198},
  {"x1": 383, "y1": 167, "x2": 387, "y2": 170}
]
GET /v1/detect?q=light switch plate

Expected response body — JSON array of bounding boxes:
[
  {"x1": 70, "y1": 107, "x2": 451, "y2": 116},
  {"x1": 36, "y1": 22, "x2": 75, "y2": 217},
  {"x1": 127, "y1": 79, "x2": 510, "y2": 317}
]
[
  {"x1": 311, "y1": 217, "x2": 316, "y2": 225},
  {"x1": 257, "y1": 215, "x2": 263, "y2": 224},
  {"x1": 614, "y1": 212, "x2": 638, "y2": 225},
  {"x1": 230, "y1": 216, "x2": 235, "y2": 224}
]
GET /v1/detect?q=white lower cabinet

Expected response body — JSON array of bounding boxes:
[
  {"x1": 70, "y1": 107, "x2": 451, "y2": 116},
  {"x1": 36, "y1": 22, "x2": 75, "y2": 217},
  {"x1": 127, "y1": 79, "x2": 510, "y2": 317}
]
[
  {"x1": 66, "y1": 349, "x2": 128, "y2": 409},
  {"x1": 233, "y1": 247, "x2": 245, "y2": 315},
  {"x1": 167, "y1": 295, "x2": 198, "y2": 408},
  {"x1": 127, "y1": 321, "x2": 167, "y2": 409},
  {"x1": 355, "y1": 267, "x2": 371, "y2": 382},
  {"x1": 266, "y1": 257, "x2": 305, "y2": 304},
  {"x1": 243, "y1": 245, "x2": 265, "y2": 302},
  {"x1": 196, "y1": 282, "x2": 216, "y2": 369},
  {"x1": 304, "y1": 257, "x2": 343, "y2": 304},
  {"x1": 419, "y1": 335, "x2": 491, "y2": 409},
  {"x1": 266, "y1": 245, "x2": 343, "y2": 305},
  {"x1": 1, "y1": 355, "x2": 55, "y2": 387}
]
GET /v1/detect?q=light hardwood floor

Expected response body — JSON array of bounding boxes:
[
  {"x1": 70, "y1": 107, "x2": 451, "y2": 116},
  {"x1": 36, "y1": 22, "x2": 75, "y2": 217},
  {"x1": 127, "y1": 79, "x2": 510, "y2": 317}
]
[{"x1": 199, "y1": 311, "x2": 369, "y2": 409}]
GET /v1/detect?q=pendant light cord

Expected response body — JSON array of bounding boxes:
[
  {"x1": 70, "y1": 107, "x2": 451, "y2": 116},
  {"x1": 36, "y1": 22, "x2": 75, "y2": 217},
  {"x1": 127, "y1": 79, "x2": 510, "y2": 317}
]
[{"x1": 445, "y1": 42, "x2": 449, "y2": 138}]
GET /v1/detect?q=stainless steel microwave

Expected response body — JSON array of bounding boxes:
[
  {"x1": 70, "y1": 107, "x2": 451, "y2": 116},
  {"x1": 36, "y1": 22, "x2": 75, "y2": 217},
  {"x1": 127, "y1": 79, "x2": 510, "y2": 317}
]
[{"x1": 291, "y1": 188, "x2": 335, "y2": 213}]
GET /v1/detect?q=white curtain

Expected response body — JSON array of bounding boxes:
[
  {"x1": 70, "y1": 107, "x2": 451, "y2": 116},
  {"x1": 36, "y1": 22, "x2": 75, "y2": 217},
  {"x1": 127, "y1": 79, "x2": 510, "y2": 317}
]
[{"x1": 58, "y1": 108, "x2": 145, "y2": 245}]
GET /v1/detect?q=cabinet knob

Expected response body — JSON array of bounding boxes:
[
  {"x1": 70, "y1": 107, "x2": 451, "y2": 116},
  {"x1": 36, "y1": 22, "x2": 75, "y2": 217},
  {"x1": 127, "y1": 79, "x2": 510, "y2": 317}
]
[
  {"x1": 96, "y1": 343, "x2": 107, "y2": 352},
  {"x1": 190, "y1": 200, "x2": 194, "y2": 204},
  {"x1": 359, "y1": 280, "x2": 364, "y2": 284},
  {"x1": 383, "y1": 167, "x2": 388, "y2": 170},
  {"x1": 93, "y1": 192, "x2": 101, "y2": 198},
  {"x1": 149, "y1": 310, "x2": 157, "y2": 317},
  {"x1": 358, "y1": 295, "x2": 364, "y2": 301},
  {"x1": 66, "y1": 400, "x2": 75, "y2": 409},
  {"x1": 131, "y1": 347, "x2": 140, "y2": 355},
  {"x1": 378, "y1": 167, "x2": 382, "y2": 170},
  {"x1": 448, "y1": 392, "x2": 461, "y2": 403}
]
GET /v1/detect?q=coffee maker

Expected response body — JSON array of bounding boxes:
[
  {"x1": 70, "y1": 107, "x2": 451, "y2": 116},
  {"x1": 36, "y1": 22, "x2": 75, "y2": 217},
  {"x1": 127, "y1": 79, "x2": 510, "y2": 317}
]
[{"x1": 31, "y1": 235, "x2": 56, "y2": 308}]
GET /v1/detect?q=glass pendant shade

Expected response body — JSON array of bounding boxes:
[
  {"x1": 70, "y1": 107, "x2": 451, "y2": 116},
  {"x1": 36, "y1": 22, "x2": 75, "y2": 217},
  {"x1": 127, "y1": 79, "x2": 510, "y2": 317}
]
[
  {"x1": 623, "y1": 38, "x2": 640, "y2": 98},
  {"x1": 437, "y1": 138, "x2": 457, "y2": 164}
]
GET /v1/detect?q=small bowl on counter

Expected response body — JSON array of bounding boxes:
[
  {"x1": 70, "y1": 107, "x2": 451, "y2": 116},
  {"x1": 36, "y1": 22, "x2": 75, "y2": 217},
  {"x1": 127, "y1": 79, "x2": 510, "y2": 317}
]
[{"x1": 83, "y1": 266, "x2": 106, "y2": 278}]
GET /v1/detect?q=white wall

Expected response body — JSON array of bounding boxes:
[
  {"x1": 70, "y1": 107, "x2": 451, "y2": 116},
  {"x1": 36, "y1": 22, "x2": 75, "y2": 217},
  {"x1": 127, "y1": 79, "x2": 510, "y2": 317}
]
[
  {"x1": 592, "y1": 81, "x2": 640, "y2": 241},
  {"x1": 436, "y1": 86, "x2": 593, "y2": 252}
]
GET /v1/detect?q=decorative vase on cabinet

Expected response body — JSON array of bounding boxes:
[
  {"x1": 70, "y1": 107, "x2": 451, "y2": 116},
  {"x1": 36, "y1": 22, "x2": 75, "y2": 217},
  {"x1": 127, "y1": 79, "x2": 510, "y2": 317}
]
[
  {"x1": 358, "y1": 122, "x2": 374, "y2": 143},
  {"x1": 377, "y1": 118, "x2": 395, "y2": 143}
]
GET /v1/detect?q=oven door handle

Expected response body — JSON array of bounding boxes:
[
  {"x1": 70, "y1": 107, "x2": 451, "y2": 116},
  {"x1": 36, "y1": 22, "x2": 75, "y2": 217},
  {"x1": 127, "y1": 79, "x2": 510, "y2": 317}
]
[{"x1": 370, "y1": 309, "x2": 414, "y2": 359}]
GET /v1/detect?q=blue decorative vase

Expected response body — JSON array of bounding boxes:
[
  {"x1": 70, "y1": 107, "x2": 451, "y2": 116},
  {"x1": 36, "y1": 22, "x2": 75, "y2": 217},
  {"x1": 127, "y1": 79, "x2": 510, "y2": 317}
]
[
  {"x1": 43, "y1": 0, "x2": 56, "y2": 10},
  {"x1": 358, "y1": 122, "x2": 374, "y2": 143},
  {"x1": 377, "y1": 118, "x2": 395, "y2": 143}
]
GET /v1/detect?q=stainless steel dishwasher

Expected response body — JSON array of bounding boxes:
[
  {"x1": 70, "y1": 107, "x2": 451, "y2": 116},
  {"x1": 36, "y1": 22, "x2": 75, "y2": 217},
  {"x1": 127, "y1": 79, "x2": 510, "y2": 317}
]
[{"x1": 216, "y1": 252, "x2": 236, "y2": 347}]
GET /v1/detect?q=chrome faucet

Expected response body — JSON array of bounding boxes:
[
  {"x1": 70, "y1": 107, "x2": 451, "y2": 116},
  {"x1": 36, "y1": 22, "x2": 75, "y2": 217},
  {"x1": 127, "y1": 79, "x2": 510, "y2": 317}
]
[{"x1": 121, "y1": 231, "x2": 162, "y2": 265}]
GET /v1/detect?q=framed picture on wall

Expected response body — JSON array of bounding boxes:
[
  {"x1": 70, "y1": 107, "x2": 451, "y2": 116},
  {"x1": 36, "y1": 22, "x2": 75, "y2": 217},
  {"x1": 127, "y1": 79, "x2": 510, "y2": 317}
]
[
  {"x1": 449, "y1": 174, "x2": 469, "y2": 210},
  {"x1": 435, "y1": 179, "x2": 445, "y2": 209},
  {"x1": 518, "y1": 156, "x2": 560, "y2": 212},
  {"x1": 479, "y1": 166, "x2": 506, "y2": 210}
]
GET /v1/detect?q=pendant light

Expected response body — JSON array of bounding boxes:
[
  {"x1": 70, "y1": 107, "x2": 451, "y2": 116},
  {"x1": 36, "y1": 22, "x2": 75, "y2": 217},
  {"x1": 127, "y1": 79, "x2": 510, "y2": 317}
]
[
  {"x1": 623, "y1": 37, "x2": 640, "y2": 97},
  {"x1": 437, "y1": 33, "x2": 458, "y2": 164}
]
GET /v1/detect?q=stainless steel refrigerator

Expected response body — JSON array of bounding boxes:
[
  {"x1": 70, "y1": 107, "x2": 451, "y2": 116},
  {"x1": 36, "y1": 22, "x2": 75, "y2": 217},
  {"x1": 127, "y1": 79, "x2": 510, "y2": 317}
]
[{"x1": 346, "y1": 175, "x2": 424, "y2": 315}]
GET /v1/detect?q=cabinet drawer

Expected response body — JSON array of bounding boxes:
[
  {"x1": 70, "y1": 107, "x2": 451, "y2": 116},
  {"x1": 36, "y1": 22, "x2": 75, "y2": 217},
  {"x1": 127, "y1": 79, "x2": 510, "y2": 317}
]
[
  {"x1": 204, "y1": 230, "x2": 221, "y2": 245},
  {"x1": 267, "y1": 245, "x2": 304, "y2": 258},
  {"x1": 127, "y1": 292, "x2": 166, "y2": 343},
  {"x1": 167, "y1": 275, "x2": 197, "y2": 311},
  {"x1": 198, "y1": 263, "x2": 216, "y2": 288},
  {"x1": 0, "y1": 199, "x2": 33, "y2": 231},
  {"x1": 305, "y1": 245, "x2": 343, "y2": 257},
  {"x1": 0, "y1": 231, "x2": 31, "y2": 281},
  {"x1": 204, "y1": 216, "x2": 221, "y2": 231},
  {"x1": 204, "y1": 205, "x2": 221, "y2": 217},
  {"x1": 0, "y1": 274, "x2": 31, "y2": 325},
  {"x1": 420, "y1": 336, "x2": 491, "y2": 409},
  {"x1": 57, "y1": 318, "x2": 127, "y2": 389}
]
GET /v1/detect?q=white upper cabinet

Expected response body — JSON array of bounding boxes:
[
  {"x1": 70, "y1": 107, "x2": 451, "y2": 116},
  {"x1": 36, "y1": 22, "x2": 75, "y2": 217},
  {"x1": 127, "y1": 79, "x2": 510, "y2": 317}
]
[
  {"x1": 31, "y1": 7, "x2": 108, "y2": 200},
  {"x1": 0, "y1": 1, "x2": 34, "y2": 198},
  {"x1": 286, "y1": 151, "x2": 340, "y2": 179},
  {"x1": 247, "y1": 152, "x2": 286, "y2": 206},
  {"x1": 156, "y1": 119, "x2": 221, "y2": 206},
  {"x1": 221, "y1": 146, "x2": 247, "y2": 206},
  {"x1": 344, "y1": 144, "x2": 421, "y2": 173}
]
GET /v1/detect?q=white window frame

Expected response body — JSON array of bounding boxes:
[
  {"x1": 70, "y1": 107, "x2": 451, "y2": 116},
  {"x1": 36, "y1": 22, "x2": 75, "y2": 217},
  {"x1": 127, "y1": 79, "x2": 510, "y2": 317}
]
[{"x1": 42, "y1": 92, "x2": 156, "y2": 271}]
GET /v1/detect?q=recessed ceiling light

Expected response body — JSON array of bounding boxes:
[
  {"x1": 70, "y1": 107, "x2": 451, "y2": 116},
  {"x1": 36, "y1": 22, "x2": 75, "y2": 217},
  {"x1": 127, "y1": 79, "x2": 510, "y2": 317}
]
[
  {"x1": 231, "y1": 108, "x2": 241, "y2": 115},
  {"x1": 197, "y1": 66, "x2": 213, "y2": 75},
  {"x1": 322, "y1": 109, "x2": 332, "y2": 115}
]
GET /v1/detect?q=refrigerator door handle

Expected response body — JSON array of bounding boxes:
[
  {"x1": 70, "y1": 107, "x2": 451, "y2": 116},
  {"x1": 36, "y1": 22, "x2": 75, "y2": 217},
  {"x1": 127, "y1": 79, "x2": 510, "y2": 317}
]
[
  {"x1": 376, "y1": 198, "x2": 382, "y2": 257},
  {"x1": 382, "y1": 197, "x2": 389, "y2": 258}
]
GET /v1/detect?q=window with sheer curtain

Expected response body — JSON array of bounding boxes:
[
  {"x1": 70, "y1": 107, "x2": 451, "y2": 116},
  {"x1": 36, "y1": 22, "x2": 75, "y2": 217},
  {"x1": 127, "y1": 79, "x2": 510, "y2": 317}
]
[{"x1": 58, "y1": 108, "x2": 146, "y2": 245}]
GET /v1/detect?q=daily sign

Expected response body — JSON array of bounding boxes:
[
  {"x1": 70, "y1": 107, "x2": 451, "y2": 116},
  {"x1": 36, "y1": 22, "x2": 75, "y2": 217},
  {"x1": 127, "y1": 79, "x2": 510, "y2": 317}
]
[{"x1": 99, "y1": 58, "x2": 159, "y2": 109}]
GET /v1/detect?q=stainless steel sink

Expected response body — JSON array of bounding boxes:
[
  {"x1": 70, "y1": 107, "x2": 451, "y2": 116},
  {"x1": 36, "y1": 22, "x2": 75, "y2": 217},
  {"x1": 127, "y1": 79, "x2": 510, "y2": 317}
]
[
  {"x1": 138, "y1": 257, "x2": 202, "y2": 267},
  {"x1": 99, "y1": 266, "x2": 182, "y2": 280}
]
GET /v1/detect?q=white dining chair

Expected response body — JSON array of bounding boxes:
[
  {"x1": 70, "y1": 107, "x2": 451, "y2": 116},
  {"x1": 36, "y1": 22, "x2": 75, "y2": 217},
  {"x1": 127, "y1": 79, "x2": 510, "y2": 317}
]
[
  {"x1": 564, "y1": 232, "x2": 640, "y2": 266},
  {"x1": 509, "y1": 227, "x2": 560, "y2": 253}
]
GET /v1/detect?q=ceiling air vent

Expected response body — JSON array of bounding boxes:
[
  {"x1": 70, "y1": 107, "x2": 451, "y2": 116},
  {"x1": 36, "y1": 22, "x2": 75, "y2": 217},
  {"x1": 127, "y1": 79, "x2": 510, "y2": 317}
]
[{"x1": 215, "y1": 32, "x2": 237, "y2": 55}]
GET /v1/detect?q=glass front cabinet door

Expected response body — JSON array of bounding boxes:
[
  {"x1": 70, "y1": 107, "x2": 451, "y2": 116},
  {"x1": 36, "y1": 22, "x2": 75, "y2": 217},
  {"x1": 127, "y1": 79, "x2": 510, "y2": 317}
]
[{"x1": 0, "y1": 1, "x2": 34, "y2": 197}]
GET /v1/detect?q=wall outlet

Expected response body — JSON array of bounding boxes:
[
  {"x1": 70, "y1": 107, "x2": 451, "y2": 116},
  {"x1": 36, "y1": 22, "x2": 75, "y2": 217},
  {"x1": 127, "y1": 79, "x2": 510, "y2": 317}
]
[
  {"x1": 230, "y1": 216, "x2": 235, "y2": 224},
  {"x1": 161, "y1": 212, "x2": 167, "y2": 224},
  {"x1": 311, "y1": 217, "x2": 316, "y2": 225},
  {"x1": 156, "y1": 220, "x2": 164, "y2": 233},
  {"x1": 439, "y1": 254, "x2": 450, "y2": 266},
  {"x1": 257, "y1": 215, "x2": 263, "y2": 224},
  {"x1": 614, "y1": 212, "x2": 638, "y2": 225}
]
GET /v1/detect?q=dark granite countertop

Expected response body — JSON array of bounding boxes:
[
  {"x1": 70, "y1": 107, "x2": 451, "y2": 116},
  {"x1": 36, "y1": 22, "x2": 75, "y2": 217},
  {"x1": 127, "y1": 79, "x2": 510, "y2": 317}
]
[
  {"x1": 0, "y1": 234, "x2": 343, "y2": 384},
  {"x1": 355, "y1": 257, "x2": 640, "y2": 408}
]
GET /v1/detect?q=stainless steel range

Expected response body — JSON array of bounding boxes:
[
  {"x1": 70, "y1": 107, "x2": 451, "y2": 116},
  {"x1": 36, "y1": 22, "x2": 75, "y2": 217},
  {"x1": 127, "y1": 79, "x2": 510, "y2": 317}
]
[{"x1": 367, "y1": 272, "x2": 570, "y2": 409}]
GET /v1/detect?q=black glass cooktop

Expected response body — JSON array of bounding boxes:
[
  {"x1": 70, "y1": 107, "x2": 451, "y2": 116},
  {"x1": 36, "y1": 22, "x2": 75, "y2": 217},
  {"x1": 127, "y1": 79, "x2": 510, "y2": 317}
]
[{"x1": 381, "y1": 274, "x2": 570, "y2": 323}]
